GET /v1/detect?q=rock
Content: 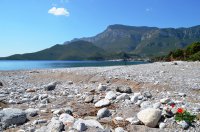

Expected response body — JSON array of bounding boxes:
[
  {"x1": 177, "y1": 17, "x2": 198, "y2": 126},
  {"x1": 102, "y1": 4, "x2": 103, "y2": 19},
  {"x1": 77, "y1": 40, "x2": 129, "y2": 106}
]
[
  {"x1": 153, "y1": 102, "x2": 161, "y2": 109},
  {"x1": 98, "y1": 83, "x2": 107, "y2": 91},
  {"x1": 138, "y1": 95, "x2": 143, "y2": 100},
  {"x1": 159, "y1": 122, "x2": 166, "y2": 129},
  {"x1": 59, "y1": 113, "x2": 74, "y2": 126},
  {"x1": 116, "y1": 93, "x2": 130, "y2": 101},
  {"x1": 140, "y1": 101, "x2": 152, "y2": 109},
  {"x1": 113, "y1": 117, "x2": 124, "y2": 125},
  {"x1": 0, "y1": 108, "x2": 27, "y2": 129},
  {"x1": 25, "y1": 108, "x2": 38, "y2": 117},
  {"x1": 178, "y1": 93, "x2": 186, "y2": 97},
  {"x1": 97, "y1": 108, "x2": 112, "y2": 119},
  {"x1": 47, "y1": 117, "x2": 64, "y2": 131},
  {"x1": 43, "y1": 82, "x2": 57, "y2": 91},
  {"x1": 143, "y1": 91, "x2": 152, "y2": 98},
  {"x1": 73, "y1": 118, "x2": 104, "y2": 129},
  {"x1": 179, "y1": 120, "x2": 189, "y2": 129},
  {"x1": 33, "y1": 119, "x2": 47, "y2": 125},
  {"x1": 130, "y1": 95, "x2": 138, "y2": 103},
  {"x1": 115, "y1": 127, "x2": 127, "y2": 132},
  {"x1": 95, "y1": 99, "x2": 111, "y2": 108},
  {"x1": 26, "y1": 89, "x2": 36, "y2": 92},
  {"x1": 160, "y1": 98, "x2": 170, "y2": 104},
  {"x1": 135, "y1": 100, "x2": 143, "y2": 106},
  {"x1": 64, "y1": 107, "x2": 73, "y2": 116},
  {"x1": 76, "y1": 122, "x2": 87, "y2": 131},
  {"x1": 0, "y1": 81, "x2": 3, "y2": 87},
  {"x1": 126, "y1": 117, "x2": 140, "y2": 125},
  {"x1": 137, "y1": 108, "x2": 162, "y2": 128},
  {"x1": 68, "y1": 81, "x2": 73, "y2": 85},
  {"x1": 84, "y1": 95, "x2": 94, "y2": 103},
  {"x1": 116, "y1": 86, "x2": 132, "y2": 93},
  {"x1": 105, "y1": 91, "x2": 117, "y2": 100}
]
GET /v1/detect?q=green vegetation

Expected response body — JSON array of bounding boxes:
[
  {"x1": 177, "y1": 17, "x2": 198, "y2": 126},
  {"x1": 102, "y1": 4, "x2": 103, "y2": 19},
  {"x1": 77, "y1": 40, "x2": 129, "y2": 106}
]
[{"x1": 153, "y1": 42, "x2": 200, "y2": 61}]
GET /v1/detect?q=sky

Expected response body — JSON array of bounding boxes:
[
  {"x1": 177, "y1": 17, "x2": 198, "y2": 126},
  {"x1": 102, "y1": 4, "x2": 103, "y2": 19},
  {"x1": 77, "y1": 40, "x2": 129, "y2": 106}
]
[{"x1": 0, "y1": 0, "x2": 200, "y2": 57}]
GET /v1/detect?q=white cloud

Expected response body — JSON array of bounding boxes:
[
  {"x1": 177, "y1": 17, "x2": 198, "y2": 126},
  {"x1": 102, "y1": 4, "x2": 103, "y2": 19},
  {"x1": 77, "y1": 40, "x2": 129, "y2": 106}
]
[{"x1": 48, "y1": 7, "x2": 70, "y2": 16}]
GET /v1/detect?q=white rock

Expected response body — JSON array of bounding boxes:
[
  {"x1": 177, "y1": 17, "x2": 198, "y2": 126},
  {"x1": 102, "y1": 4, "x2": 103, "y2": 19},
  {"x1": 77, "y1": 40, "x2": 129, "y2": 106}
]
[
  {"x1": 105, "y1": 91, "x2": 117, "y2": 100},
  {"x1": 97, "y1": 108, "x2": 111, "y2": 119},
  {"x1": 160, "y1": 98, "x2": 170, "y2": 104},
  {"x1": 76, "y1": 122, "x2": 87, "y2": 131},
  {"x1": 137, "y1": 108, "x2": 162, "y2": 127},
  {"x1": 130, "y1": 95, "x2": 138, "y2": 103},
  {"x1": 98, "y1": 83, "x2": 107, "y2": 91},
  {"x1": 159, "y1": 122, "x2": 166, "y2": 129},
  {"x1": 116, "y1": 93, "x2": 130, "y2": 101},
  {"x1": 73, "y1": 118, "x2": 103, "y2": 129},
  {"x1": 115, "y1": 127, "x2": 127, "y2": 132},
  {"x1": 95, "y1": 99, "x2": 110, "y2": 107},
  {"x1": 59, "y1": 113, "x2": 74, "y2": 125}
]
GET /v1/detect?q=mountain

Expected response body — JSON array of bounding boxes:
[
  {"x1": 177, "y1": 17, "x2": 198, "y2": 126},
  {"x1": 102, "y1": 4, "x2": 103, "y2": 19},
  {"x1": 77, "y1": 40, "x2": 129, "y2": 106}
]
[
  {"x1": 1, "y1": 41, "x2": 107, "y2": 60},
  {"x1": 68, "y1": 24, "x2": 200, "y2": 57},
  {"x1": 1, "y1": 24, "x2": 200, "y2": 60}
]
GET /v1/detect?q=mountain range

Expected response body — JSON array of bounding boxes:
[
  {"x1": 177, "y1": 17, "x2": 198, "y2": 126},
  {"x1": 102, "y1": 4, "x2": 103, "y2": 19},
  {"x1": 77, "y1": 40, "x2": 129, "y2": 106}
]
[{"x1": 1, "y1": 24, "x2": 200, "y2": 60}]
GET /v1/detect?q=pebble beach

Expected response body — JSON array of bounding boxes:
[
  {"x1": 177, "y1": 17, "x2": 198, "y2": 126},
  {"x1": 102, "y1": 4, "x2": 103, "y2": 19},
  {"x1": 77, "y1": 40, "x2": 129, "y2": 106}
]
[{"x1": 0, "y1": 61, "x2": 200, "y2": 132}]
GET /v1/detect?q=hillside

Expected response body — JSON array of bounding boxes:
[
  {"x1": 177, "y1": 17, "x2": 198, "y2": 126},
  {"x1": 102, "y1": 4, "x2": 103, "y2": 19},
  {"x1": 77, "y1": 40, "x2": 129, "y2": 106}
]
[
  {"x1": 1, "y1": 41, "x2": 107, "y2": 60},
  {"x1": 68, "y1": 24, "x2": 200, "y2": 57}
]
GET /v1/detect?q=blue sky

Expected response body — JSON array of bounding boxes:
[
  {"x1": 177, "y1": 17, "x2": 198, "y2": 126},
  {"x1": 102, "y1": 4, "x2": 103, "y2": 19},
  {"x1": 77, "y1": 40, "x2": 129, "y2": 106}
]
[{"x1": 0, "y1": 0, "x2": 200, "y2": 57}]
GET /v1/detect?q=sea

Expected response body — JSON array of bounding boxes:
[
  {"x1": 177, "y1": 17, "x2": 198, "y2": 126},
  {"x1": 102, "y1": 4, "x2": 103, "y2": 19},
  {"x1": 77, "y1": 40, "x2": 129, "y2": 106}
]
[{"x1": 0, "y1": 60, "x2": 149, "y2": 71}]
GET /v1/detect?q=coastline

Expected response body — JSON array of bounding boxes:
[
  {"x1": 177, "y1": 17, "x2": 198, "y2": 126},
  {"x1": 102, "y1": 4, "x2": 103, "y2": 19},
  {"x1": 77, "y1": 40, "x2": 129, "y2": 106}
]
[{"x1": 0, "y1": 61, "x2": 200, "y2": 131}]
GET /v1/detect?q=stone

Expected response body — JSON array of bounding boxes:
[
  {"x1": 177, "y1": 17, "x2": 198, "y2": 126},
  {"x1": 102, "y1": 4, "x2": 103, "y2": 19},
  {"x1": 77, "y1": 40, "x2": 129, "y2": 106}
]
[
  {"x1": 73, "y1": 118, "x2": 104, "y2": 129},
  {"x1": 135, "y1": 100, "x2": 143, "y2": 106},
  {"x1": 140, "y1": 101, "x2": 152, "y2": 109},
  {"x1": 116, "y1": 86, "x2": 132, "y2": 93},
  {"x1": 0, "y1": 108, "x2": 27, "y2": 129},
  {"x1": 97, "y1": 108, "x2": 112, "y2": 119},
  {"x1": 137, "y1": 108, "x2": 162, "y2": 128},
  {"x1": 25, "y1": 108, "x2": 38, "y2": 117},
  {"x1": 0, "y1": 81, "x2": 3, "y2": 87},
  {"x1": 126, "y1": 117, "x2": 140, "y2": 125},
  {"x1": 98, "y1": 83, "x2": 107, "y2": 91},
  {"x1": 179, "y1": 120, "x2": 189, "y2": 129},
  {"x1": 26, "y1": 89, "x2": 36, "y2": 92},
  {"x1": 59, "y1": 113, "x2": 74, "y2": 126},
  {"x1": 116, "y1": 93, "x2": 130, "y2": 101},
  {"x1": 95, "y1": 99, "x2": 111, "y2": 108},
  {"x1": 84, "y1": 95, "x2": 94, "y2": 103},
  {"x1": 115, "y1": 127, "x2": 127, "y2": 132},
  {"x1": 64, "y1": 107, "x2": 73, "y2": 116},
  {"x1": 130, "y1": 95, "x2": 138, "y2": 103},
  {"x1": 153, "y1": 102, "x2": 161, "y2": 109},
  {"x1": 33, "y1": 119, "x2": 47, "y2": 125},
  {"x1": 47, "y1": 117, "x2": 64, "y2": 131},
  {"x1": 105, "y1": 91, "x2": 117, "y2": 100},
  {"x1": 43, "y1": 82, "x2": 57, "y2": 91},
  {"x1": 113, "y1": 117, "x2": 124, "y2": 125},
  {"x1": 68, "y1": 81, "x2": 73, "y2": 85},
  {"x1": 160, "y1": 98, "x2": 170, "y2": 104},
  {"x1": 159, "y1": 122, "x2": 166, "y2": 129},
  {"x1": 76, "y1": 122, "x2": 87, "y2": 131},
  {"x1": 143, "y1": 91, "x2": 152, "y2": 98},
  {"x1": 178, "y1": 93, "x2": 186, "y2": 97}
]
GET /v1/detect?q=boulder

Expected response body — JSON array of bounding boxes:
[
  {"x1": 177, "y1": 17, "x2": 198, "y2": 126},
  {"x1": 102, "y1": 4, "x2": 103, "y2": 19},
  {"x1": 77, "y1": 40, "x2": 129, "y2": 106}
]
[
  {"x1": 95, "y1": 99, "x2": 111, "y2": 108},
  {"x1": 105, "y1": 91, "x2": 117, "y2": 100},
  {"x1": 97, "y1": 108, "x2": 112, "y2": 119},
  {"x1": 137, "y1": 108, "x2": 162, "y2": 127},
  {"x1": 116, "y1": 86, "x2": 132, "y2": 93},
  {"x1": 0, "y1": 108, "x2": 27, "y2": 129}
]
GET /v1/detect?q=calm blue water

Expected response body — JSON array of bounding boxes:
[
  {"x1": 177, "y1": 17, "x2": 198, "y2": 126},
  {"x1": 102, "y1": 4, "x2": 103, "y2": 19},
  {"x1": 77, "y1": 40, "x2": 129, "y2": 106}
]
[{"x1": 0, "y1": 60, "x2": 149, "y2": 71}]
